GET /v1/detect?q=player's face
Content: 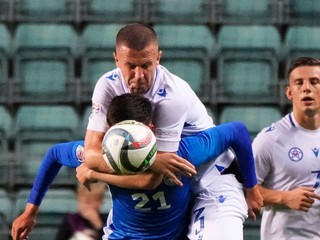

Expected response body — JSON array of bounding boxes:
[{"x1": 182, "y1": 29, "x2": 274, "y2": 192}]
[
  {"x1": 114, "y1": 44, "x2": 162, "y2": 95},
  {"x1": 287, "y1": 66, "x2": 320, "y2": 117}
]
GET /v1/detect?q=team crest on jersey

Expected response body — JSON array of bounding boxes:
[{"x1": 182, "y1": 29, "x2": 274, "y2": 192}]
[
  {"x1": 92, "y1": 102, "x2": 102, "y2": 117},
  {"x1": 76, "y1": 145, "x2": 85, "y2": 162},
  {"x1": 164, "y1": 174, "x2": 181, "y2": 186},
  {"x1": 288, "y1": 147, "x2": 303, "y2": 162}
]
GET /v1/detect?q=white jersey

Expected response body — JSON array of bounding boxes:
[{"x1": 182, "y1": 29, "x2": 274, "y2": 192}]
[
  {"x1": 87, "y1": 65, "x2": 213, "y2": 152},
  {"x1": 253, "y1": 113, "x2": 320, "y2": 240}
]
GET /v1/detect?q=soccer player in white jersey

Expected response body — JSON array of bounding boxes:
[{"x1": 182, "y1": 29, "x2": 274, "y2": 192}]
[
  {"x1": 253, "y1": 57, "x2": 320, "y2": 239},
  {"x1": 82, "y1": 23, "x2": 262, "y2": 238}
]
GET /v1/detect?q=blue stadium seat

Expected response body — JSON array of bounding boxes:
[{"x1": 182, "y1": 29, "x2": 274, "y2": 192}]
[
  {"x1": 285, "y1": 26, "x2": 320, "y2": 77},
  {"x1": 81, "y1": 0, "x2": 143, "y2": 23},
  {"x1": 149, "y1": 0, "x2": 215, "y2": 24},
  {"x1": 13, "y1": 105, "x2": 79, "y2": 187},
  {"x1": 219, "y1": 106, "x2": 282, "y2": 139},
  {"x1": 214, "y1": 25, "x2": 281, "y2": 105},
  {"x1": 81, "y1": 24, "x2": 122, "y2": 103},
  {"x1": 13, "y1": 24, "x2": 79, "y2": 104},
  {"x1": 217, "y1": 0, "x2": 278, "y2": 24},
  {"x1": 154, "y1": 24, "x2": 215, "y2": 102},
  {"x1": 0, "y1": 24, "x2": 10, "y2": 105},
  {"x1": 13, "y1": 0, "x2": 77, "y2": 23}
]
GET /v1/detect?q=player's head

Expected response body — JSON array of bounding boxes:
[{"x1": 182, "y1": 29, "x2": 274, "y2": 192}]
[
  {"x1": 107, "y1": 93, "x2": 153, "y2": 127},
  {"x1": 113, "y1": 23, "x2": 162, "y2": 95},
  {"x1": 286, "y1": 57, "x2": 320, "y2": 117}
]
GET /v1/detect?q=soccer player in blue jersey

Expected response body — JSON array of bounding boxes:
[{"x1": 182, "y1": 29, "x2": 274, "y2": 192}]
[{"x1": 12, "y1": 93, "x2": 260, "y2": 240}]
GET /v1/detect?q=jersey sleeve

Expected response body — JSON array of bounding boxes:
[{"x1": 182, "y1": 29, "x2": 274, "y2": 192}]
[
  {"x1": 28, "y1": 141, "x2": 84, "y2": 205},
  {"x1": 153, "y1": 96, "x2": 187, "y2": 152},
  {"x1": 177, "y1": 121, "x2": 257, "y2": 188},
  {"x1": 252, "y1": 128, "x2": 274, "y2": 185}
]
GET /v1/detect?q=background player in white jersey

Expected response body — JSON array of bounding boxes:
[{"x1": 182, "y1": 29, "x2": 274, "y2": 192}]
[
  {"x1": 82, "y1": 23, "x2": 262, "y2": 220},
  {"x1": 253, "y1": 57, "x2": 320, "y2": 239}
]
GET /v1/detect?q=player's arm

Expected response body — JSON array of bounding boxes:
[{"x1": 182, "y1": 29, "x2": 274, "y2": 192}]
[
  {"x1": 84, "y1": 129, "x2": 114, "y2": 173},
  {"x1": 76, "y1": 163, "x2": 163, "y2": 190},
  {"x1": 11, "y1": 141, "x2": 83, "y2": 240},
  {"x1": 179, "y1": 121, "x2": 263, "y2": 219},
  {"x1": 257, "y1": 185, "x2": 320, "y2": 212}
]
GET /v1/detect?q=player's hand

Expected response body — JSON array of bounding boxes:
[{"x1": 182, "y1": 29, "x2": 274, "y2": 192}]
[
  {"x1": 11, "y1": 204, "x2": 39, "y2": 240},
  {"x1": 149, "y1": 151, "x2": 197, "y2": 186},
  {"x1": 283, "y1": 187, "x2": 320, "y2": 212},
  {"x1": 76, "y1": 163, "x2": 94, "y2": 190},
  {"x1": 245, "y1": 185, "x2": 263, "y2": 220}
]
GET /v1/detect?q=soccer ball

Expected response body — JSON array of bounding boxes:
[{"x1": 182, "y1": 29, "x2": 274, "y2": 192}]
[{"x1": 102, "y1": 120, "x2": 157, "y2": 175}]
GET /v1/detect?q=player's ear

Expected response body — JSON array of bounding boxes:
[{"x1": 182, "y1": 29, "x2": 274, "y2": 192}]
[
  {"x1": 157, "y1": 50, "x2": 162, "y2": 64},
  {"x1": 286, "y1": 85, "x2": 293, "y2": 101},
  {"x1": 113, "y1": 52, "x2": 119, "y2": 67}
]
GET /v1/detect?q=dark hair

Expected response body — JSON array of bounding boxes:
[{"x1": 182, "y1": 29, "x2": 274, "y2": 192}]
[
  {"x1": 287, "y1": 57, "x2": 320, "y2": 80},
  {"x1": 107, "y1": 93, "x2": 152, "y2": 126},
  {"x1": 116, "y1": 23, "x2": 158, "y2": 51}
]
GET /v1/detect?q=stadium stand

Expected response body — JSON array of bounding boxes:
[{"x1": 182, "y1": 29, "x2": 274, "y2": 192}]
[
  {"x1": 154, "y1": 24, "x2": 216, "y2": 103},
  {"x1": 0, "y1": 188, "x2": 12, "y2": 239},
  {"x1": 12, "y1": 0, "x2": 77, "y2": 23},
  {"x1": 219, "y1": 105, "x2": 282, "y2": 139},
  {"x1": 80, "y1": 0, "x2": 145, "y2": 23},
  {"x1": 0, "y1": 24, "x2": 10, "y2": 105},
  {"x1": 13, "y1": 105, "x2": 79, "y2": 187},
  {"x1": 213, "y1": 25, "x2": 281, "y2": 105},
  {"x1": 80, "y1": 23, "x2": 122, "y2": 103},
  {"x1": 284, "y1": 0, "x2": 320, "y2": 25},
  {"x1": 12, "y1": 24, "x2": 80, "y2": 105}
]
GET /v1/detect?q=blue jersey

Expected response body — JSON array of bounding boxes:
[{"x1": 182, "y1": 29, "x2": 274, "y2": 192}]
[{"x1": 28, "y1": 122, "x2": 256, "y2": 239}]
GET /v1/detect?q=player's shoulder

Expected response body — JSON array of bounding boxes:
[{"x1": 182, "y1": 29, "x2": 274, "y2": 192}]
[
  {"x1": 254, "y1": 114, "x2": 290, "y2": 144},
  {"x1": 96, "y1": 68, "x2": 123, "y2": 87}
]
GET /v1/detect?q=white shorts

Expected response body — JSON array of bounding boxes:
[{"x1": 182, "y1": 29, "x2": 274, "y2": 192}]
[{"x1": 188, "y1": 174, "x2": 248, "y2": 240}]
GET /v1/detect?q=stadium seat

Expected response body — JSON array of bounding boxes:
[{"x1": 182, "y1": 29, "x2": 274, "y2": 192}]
[
  {"x1": 154, "y1": 24, "x2": 215, "y2": 102},
  {"x1": 217, "y1": 0, "x2": 278, "y2": 24},
  {"x1": 13, "y1": 0, "x2": 77, "y2": 23},
  {"x1": 285, "y1": 0, "x2": 320, "y2": 25},
  {"x1": 12, "y1": 24, "x2": 79, "y2": 104},
  {"x1": 0, "y1": 189, "x2": 12, "y2": 233},
  {"x1": 0, "y1": 0, "x2": 9, "y2": 22},
  {"x1": 149, "y1": 0, "x2": 216, "y2": 24},
  {"x1": 0, "y1": 106, "x2": 12, "y2": 188},
  {"x1": 14, "y1": 189, "x2": 77, "y2": 238},
  {"x1": 81, "y1": 0, "x2": 143, "y2": 23},
  {"x1": 214, "y1": 25, "x2": 281, "y2": 105},
  {"x1": 243, "y1": 214, "x2": 262, "y2": 240},
  {"x1": 81, "y1": 24, "x2": 122, "y2": 103},
  {"x1": 13, "y1": 105, "x2": 79, "y2": 187},
  {"x1": 0, "y1": 24, "x2": 10, "y2": 105},
  {"x1": 219, "y1": 106, "x2": 282, "y2": 139},
  {"x1": 285, "y1": 26, "x2": 320, "y2": 77}
]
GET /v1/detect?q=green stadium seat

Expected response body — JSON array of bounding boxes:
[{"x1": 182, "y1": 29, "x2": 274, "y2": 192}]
[
  {"x1": 13, "y1": 0, "x2": 76, "y2": 23},
  {"x1": 243, "y1": 214, "x2": 262, "y2": 240},
  {"x1": 217, "y1": 0, "x2": 278, "y2": 24},
  {"x1": 13, "y1": 24, "x2": 79, "y2": 104},
  {"x1": 149, "y1": 0, "x2": 215, "y2": 24},
  {"x1": 0, "y1": 189, "x2": 12, "y2": 227},
  {"x1": 219, "y1": 106, "x2": 282, "y2": 139},
  {"x1": 0, "y1": 24, "x2": 10, "y2": 105},
  {"x1": 0, "y1": 106, "x2": 12, "y2": 187},
  {"x1": 0, "y1": 0, "x2": 9, "y2": 22},
  {"x1": 154, "y1": 24, "x2": 215, "y2": 102},
  {"x1": 81, "y1": 24, "x2": 122, "y2": 103},
  {"x1": 285, "y1": 26, "x2": 320, "y2": 77},
  {"x1": 81, "y1": 0, "x2": 143, "y2": 23},
  {"x1": 15, "y1": 188, "x2": 77, "y2": 226},
  {"x1": 13, "y1": 105, "x2": 79, "y2": 187},
  {"x1": 215, "y1": 25, "x2": 281, "y2": 105},
  {"x1": 285, "y1": 0, "x2": 320, "y2": 25}
]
